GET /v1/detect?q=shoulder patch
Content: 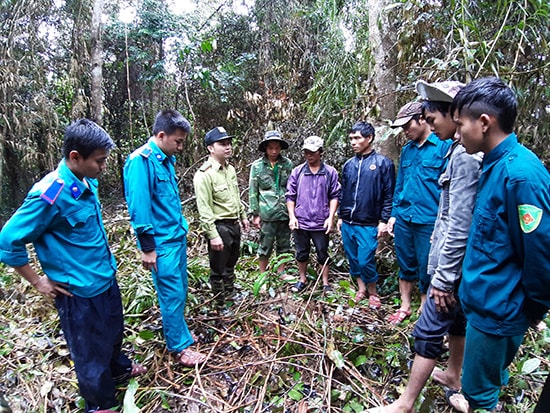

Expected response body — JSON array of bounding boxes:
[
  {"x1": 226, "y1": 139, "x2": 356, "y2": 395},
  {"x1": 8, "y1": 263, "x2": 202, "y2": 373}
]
[
  {"x1": 139, "y1": 147, "x2": 153, "y2": 158},
  {"x1": 40, "y1": 178, "x2": 65, "y2": 205},
  {"x1": 199, "y1": 162, "x2": 212, "y2": 172},
  {"x1": 518, "y1": 204, "x2": 543, "y2": 233}
]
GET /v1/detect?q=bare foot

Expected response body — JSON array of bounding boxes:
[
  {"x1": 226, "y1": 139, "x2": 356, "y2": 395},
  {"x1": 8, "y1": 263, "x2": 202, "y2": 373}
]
[
  {"x1": 366, "y1": 401, "x2": 414, "y2": 413},
  {"x1": 432, "y1": 367, "x2": 461, "y2": 391}
]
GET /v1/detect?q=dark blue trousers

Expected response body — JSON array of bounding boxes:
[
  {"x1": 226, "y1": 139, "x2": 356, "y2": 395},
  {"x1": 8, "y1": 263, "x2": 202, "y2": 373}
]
[{"x1": 55, "y1": 280, "x2": 131, "y2": 412}]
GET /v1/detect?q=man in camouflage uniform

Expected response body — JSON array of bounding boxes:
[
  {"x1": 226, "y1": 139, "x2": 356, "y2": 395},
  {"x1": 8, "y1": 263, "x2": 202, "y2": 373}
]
[{"x1": 249, "y1": 130, "x2": 293, "y2": 275}]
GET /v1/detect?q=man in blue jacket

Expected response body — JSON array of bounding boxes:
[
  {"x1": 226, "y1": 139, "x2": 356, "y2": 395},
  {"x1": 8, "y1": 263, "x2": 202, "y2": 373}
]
[
  {"x1": 124, "y1": 110, "x2": 206, "y2": 367},
  {"x1": 387, "y1": 101, "x2": 452, "y2": 324},
  {"x1": 337, "y1": 121, "x2": 395, "y2": 309},
  {"x1": 0, "y1": 119, "x2": 144, "y2": 413},
  {"x1": 454, "y1": 77, "x2": 550, "y2": 412}
]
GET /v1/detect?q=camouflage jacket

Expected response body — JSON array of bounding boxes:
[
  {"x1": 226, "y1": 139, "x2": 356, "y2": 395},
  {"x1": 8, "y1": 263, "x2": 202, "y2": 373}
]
[{"x1": 249, "y1": 155, "x2": 293, "y2": 221}]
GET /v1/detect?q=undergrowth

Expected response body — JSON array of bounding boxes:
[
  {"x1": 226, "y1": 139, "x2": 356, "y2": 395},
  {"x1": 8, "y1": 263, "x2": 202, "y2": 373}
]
[{"x1": 0, "y1": 207, "x2": 548, "y2": 412}]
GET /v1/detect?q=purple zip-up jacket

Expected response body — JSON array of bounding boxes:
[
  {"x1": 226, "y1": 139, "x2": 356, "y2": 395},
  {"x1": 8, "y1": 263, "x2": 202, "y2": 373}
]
[{"x1": 285, "y1": 161, "x2": 341, "y2": 231}]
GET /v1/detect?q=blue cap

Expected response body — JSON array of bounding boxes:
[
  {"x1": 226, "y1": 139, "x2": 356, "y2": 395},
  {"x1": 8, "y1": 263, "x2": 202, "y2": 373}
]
[{"x1": 204, "y1": 127, "x2": 233, "y2": 146}]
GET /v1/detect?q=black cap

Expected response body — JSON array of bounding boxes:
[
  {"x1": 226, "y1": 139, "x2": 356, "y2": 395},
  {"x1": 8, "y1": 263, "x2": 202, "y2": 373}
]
[{"x1": 204, "y1": 127, "x2": 232, "y2": 146}]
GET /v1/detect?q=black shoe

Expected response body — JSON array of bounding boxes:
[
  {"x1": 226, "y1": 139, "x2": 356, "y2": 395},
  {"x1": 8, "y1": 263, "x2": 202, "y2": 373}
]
[
  {"x1": 323, "y1": 284, "x2": 333, "y2": 294},
  {"x1": 292, "y1": 281, "x2": 307, "y2": 292}
]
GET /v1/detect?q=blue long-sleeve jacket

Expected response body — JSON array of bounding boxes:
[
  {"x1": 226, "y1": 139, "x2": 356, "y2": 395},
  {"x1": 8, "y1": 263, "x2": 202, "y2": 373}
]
[
  {"x1": 339, "y1": 151, "x2": 395, "y2": 225},
  {"x1": 0, "y1": 160, "x2": 117, "y2": 298},
  {"x1": 460, "y1": 134, "x2": 550, "y2": 336}
]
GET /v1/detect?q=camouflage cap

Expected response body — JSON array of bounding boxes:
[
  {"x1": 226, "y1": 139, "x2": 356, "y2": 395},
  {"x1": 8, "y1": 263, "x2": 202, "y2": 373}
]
[
  {"x1": 391, "y1": 101, "x2": 423, "y2": 128},
  {"x1": 416, "y1": 80, "x2": 466, "y2": 102}
]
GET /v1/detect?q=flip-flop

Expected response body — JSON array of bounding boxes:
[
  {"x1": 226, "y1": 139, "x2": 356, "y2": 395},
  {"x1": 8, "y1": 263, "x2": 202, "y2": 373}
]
[
  {"x1": 446, "y1": 389, "x2": 469, "y2": 413},
  {"x1": 368, "y1": 294, "x2": 382, "y2": 309},
  {"x1": 387, "y1": 309, "x2": 412, "y2": 325},
  {"x1": 291, "y1": 281, "x2": 307, "y2": 292},
  {"x1": 178, "y1": 348, "x2": 207, "y2": 367},
  {"x1": 355, "y1": 290, "x2": 367, "y2": 303}
]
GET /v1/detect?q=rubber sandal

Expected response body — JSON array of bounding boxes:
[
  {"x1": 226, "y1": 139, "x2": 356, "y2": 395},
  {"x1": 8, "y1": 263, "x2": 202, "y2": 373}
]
[
  {"x1": 355, "y1": 290, "x2": 367, "y2": 303},
  {"x1": 130, "y1": 362, "x2": 147, "y2": 378},
  {"x1": 368, "y1": 294, "x2": 381, "y2": 309},
  {"x1": 323, "y1": 285, "x2": 333, "y2": 294},
  {"x1": 291, "y1": 281, "x2": 307, "y2": 292},
  {"x1": 445, "y1": 389, "x2": 469, "y2": 413},
  {"x1": 387, "y1": 309, "x2": 412, "y2": 325},
  {"x1": 177, "y1": 348, "x2": 207, "y2": 367}
]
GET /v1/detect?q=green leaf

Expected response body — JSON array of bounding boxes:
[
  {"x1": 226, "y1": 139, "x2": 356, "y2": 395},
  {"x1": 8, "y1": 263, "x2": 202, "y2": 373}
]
[
  {"x1": 123, "y1": 378, "x2": 140, "y2": 413},
  {"x1": 521, "y1": 358, "x2": 541, "y2": 374},
  {"x1": 327, "y1": 341, "x2": 345, "y2": 368},
  {"x1": 138, "y1": 330, "x2": 155, "y2": 340}
]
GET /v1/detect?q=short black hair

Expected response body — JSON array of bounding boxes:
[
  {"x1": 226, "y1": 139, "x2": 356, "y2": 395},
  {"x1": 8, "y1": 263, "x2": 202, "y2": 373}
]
[
  {"x1": 349, "y1": 121, "x2": 375, "y2": 139},
  {"x1": 421, "y1": 100, "x2": 451, "y2": 117},
  {"x1": 62, "y1": 119, "x2": 115, "y2": 159},
  {"x1": 451, "y1": 77, "x2": 517, "y2": 134},
  {"x1": 152, "y1": 109, "x2": 191, "y2": 136}
]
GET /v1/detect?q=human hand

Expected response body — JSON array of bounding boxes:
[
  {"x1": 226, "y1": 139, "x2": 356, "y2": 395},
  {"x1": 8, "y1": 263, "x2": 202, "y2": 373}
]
[
  {"x1": 210, "y1": 236, "x2": 224, "y2": 251},
  {"x1": 324, "y1": 218, "x2": 334, "y2": 234},
  {"x1": 387, "y1": 217, "x2": 396, "y2": 237},
  {"x1": 34, "y1": 276, "x2": 72, "y2": 299},
  {"x1": 337, "y1": 219, "x2": 342, "y2": 232},
  {"x1": 252, "y1": 215, "x2": 261, "y2": 229},
  {"x1": 141, "y1": 250, "x2": 158, "y2": 272},
  {"x1": 377, "y1": 222, "x2": 388, "y2": 238},
  {"x1": 289, "y1": 218, "x2": 299, "y2": 230},
  {"x1": 241, "y1": 219, "x2": 250, "y2": 232},
  {"x1": 430, "y1": 286, "x2": 456, "y2": 313}
]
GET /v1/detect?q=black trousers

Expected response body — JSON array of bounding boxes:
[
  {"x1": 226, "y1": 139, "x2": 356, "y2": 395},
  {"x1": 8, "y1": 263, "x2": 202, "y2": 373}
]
[
  {"x1": 55, "y1": 280, "x2": 131, "y2": 412},
  {"x1": 208, "y1": 220, "x2": 241, "y2": 302}
]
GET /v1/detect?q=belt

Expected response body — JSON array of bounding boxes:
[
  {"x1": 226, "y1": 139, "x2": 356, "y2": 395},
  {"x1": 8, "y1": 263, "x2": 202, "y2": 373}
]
[{"x1": 215, "y1": 219, "x2": 239, "y2": 225}]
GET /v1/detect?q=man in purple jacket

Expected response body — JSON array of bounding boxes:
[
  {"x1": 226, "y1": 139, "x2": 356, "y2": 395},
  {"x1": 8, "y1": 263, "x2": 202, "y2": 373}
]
[{"x1": 286, "y1": 136, "x2": 341, "y2": 293}]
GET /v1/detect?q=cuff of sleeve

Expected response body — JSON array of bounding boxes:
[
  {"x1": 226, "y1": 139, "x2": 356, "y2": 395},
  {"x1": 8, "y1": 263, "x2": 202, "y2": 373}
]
[
  {"x1": 205, "y1": 229, "x2": 220, "y2": 240},
  {"x1": 431, "y1": 275, "x2": 455, "y2": 292},
  {"x1": 138, "y1": 233, "x2": 156, "y2": 252}
]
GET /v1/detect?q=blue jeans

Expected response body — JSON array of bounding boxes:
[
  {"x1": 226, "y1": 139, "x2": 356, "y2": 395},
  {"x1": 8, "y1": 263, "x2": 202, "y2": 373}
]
[
  {"x1": 340, "y1": 222, "x2": 378, "y2": 284},
  {"x1": 393, "y1": 219, "x2": 433, "y2": 294},
  {"x1": 55, "y1": 280, "x2": 131, "y2": 412},
  {"x1": 152, "y1": 239, "x2": 194, "y2": 353}
]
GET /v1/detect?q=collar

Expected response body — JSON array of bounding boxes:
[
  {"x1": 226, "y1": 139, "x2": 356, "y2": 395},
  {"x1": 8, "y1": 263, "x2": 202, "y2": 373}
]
[
  {"x1": 304, "y1": 161, "x2": 326, "y2": 174},
  {"x1": 58, "y1": 160, "x2": 94, "y2": 200},
  {"x1": 417, "y1": 132, "x2": 439, "y2": 147},
  {"x1": 482, "y1": 133, "x2": 517, "y2": 173},
  {"x1": 355, "y1": 149, "x2": 376, "y2": 160},
  {"x1": 148, "y1": 138, "x2": 175, "y2": 165},
  {"x1": 208, "y1": 156, "x2": 226, "y2": 172}
]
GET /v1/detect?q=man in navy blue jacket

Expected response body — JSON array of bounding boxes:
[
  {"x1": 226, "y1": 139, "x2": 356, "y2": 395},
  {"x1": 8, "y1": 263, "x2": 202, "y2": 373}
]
[{"x1": 337, "y1": 121, "x2": 395, "y2": 309}]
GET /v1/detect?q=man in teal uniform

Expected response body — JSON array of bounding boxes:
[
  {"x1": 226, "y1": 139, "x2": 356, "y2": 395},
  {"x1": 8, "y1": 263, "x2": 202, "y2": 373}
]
[
  {"x1": 387, "y1": 101, "x2": 452, "y2": 324},
  {"x1": 194, "y1": 127, "x2": 249, "y2": 308},
  {"x1": 0, "y1": 119, "x2": 144, "y2": 413},
  {"x1": 454, "y1": 77, "x2": 550, "y2": 412},
  {"x1": 249, "y1": 130, "x2": 293, "y2": 275},
  {"x1": 124, "y1": 110, "x2": 206, "y2": 367}
]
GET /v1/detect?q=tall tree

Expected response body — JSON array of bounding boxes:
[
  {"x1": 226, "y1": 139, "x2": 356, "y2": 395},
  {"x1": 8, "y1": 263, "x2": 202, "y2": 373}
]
[{"x1": 90, "y1": 0, "x2": 104, "y2": 124}]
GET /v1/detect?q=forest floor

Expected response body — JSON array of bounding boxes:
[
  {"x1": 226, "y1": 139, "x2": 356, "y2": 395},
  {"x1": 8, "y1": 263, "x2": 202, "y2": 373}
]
[{"x1": 0, "y1": 206, "x2": 548, "y2": 413}]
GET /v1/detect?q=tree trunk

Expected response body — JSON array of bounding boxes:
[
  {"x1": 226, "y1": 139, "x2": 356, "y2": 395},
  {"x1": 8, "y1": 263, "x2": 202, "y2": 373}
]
[
  {"x1": 368, "y1": 0, "x2": 396, "y2": 121},
  {"x1": 90, "y1": 0, "x2": 104, "y2": 125}
]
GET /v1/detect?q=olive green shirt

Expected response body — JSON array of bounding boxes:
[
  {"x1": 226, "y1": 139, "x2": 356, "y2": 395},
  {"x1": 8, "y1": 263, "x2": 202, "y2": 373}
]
[{"x1": 193, "y1": 157, "x2": 246, "y2": 239}]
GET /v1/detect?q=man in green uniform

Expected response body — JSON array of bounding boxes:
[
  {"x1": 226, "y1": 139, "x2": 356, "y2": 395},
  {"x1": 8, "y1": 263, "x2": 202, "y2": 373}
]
[
  {"x1": 193, "y1": 127, "x2": 249, "y2": 308},
  {"x1": 249, "y1": 130, "x2": 293, "y2": 275}
]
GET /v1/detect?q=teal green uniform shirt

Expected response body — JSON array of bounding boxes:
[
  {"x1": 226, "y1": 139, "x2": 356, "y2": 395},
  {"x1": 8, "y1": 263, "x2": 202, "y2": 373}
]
[
  {"x1": 124, "y1": 138, "x2": 188, "y2": 250},
  {"x1": 249, "y1": 155, "x2": 293, "y2": 221},
  {"x1": 391, "y1": 133, "x2": 452, "y2": 224},
  {"x1": 0, "y1": 160, "x2": 117, "y2": 298},
  {"x1": 460, "y1": 134, "x2": 550, "y2": 336}
]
